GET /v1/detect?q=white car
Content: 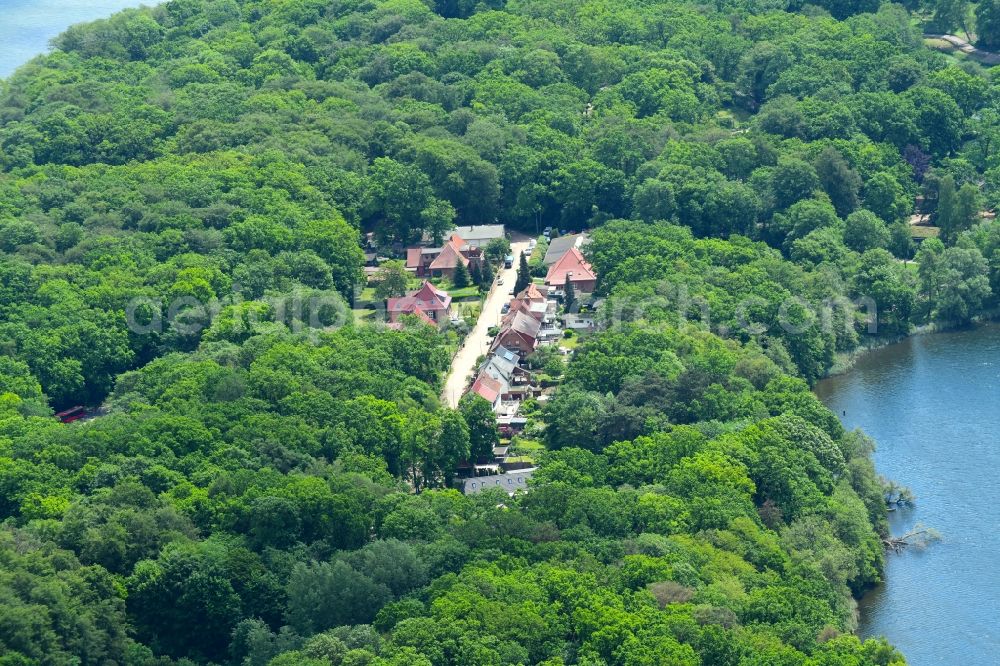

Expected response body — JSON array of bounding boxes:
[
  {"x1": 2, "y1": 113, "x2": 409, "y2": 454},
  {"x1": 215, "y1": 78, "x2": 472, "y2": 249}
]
[{"x1": 498, "y1": 277, "x2": 504, "y2": 285}]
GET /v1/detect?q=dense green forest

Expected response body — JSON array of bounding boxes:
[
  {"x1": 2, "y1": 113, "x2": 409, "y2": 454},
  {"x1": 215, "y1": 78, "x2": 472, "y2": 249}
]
[{"x1": 3, "y1": 0, "x2": 1000, "y2": 663}]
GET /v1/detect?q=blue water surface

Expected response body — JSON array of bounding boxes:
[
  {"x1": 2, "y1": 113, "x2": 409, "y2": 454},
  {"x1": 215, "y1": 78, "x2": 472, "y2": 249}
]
[
  {"x1": 0, "y1": 0, "x2": 152, "y2": 78},
  {"x1": 816, "y1": 324, "x2": 1000, "y2": 665}
]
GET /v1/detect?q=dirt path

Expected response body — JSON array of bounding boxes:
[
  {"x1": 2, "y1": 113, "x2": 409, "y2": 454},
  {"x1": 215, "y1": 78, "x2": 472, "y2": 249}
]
[
  {"x1": 441, "y1": 235, "x2": 533, "y2": 407},
  {"x1": 924, "y1": 34, "x2": 1000, "y2": 65}
]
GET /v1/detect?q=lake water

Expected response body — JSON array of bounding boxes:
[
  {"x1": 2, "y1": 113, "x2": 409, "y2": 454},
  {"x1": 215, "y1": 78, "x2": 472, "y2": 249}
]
[
  {"x1": 0, "y1": 0, "x2": 151, "y2": 79},
  {"x1": 815, "y1": 324, "x2": 1000, "y2": 665}
]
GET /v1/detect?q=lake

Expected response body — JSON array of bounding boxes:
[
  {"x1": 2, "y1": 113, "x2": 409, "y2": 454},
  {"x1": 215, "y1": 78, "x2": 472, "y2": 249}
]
[
  {"x1": 815, "y1": 324, "x2": 1000, "y2": 665},
  {"x1": 0, "y1": 0, "x2": 152, "y2": 79}
]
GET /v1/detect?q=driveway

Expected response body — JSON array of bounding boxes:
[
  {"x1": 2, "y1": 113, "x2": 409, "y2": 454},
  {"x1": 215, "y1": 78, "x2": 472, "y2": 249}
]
[{"x1": 442, "y1": 235, "x2": 532, "y2": 407}]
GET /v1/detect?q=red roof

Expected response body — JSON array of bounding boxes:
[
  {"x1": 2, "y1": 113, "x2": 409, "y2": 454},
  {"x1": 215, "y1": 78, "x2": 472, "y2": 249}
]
[
  {"x1": 405, "y1": 248, "x2": 423, "y2": 269},
  {"x1": 471, "y1": 373, "x2": 504, "y2": 403},
  {"x1": 388, "y1": 307, "x2": 435, "y2": 328},
  {"x1": 545, "y1": 247, "x2": 596, "y2": 286},
  {"x1": 507, "y1": 297, "x2": 546, "y2": 321},
  {"x1": 387, "y1": 281, "x2": 452, "y2": 323},
  {"x1": 516, "y1": 283, "x2": 546, "y2": 303},
  {"x1": 411, "y1": 281, "x2": 451, "y2": 309},
  {"x1": 428, "y1": 241, "x2": 469, "y2": 271},
  {"x1": 387, "y1": 281, "x2": 450, "y2": 311}
]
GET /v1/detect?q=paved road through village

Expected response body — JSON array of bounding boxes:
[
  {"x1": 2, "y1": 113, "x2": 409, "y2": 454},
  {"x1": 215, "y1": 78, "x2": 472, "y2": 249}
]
[{"x1": 442, "y1": 236, "x2": 532, "y2": 407}]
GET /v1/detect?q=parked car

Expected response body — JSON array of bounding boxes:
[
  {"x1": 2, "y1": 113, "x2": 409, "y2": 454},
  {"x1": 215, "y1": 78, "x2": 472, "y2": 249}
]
[
  {"x1": 498, "y1": 277, "x2": 504, "y2": 285},
  {"x1": 501, "y1": 303, "x2": 510, "y2": 314}
]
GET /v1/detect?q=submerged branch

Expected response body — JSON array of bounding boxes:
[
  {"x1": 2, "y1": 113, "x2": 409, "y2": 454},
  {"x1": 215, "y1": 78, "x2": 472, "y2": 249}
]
[
  {"x1": 881, "y1": 478, "x2": 915, "y2": 510},
  {"x1": 883, "y1": 524, "x2": 940, "y2": 553}
]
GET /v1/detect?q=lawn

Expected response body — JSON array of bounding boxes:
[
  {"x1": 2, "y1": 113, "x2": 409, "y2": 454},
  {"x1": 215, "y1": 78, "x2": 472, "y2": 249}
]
[
  {"x1": 352, "y1": 308, "x2": 377, "y2": 324},
  {"x1": 447, "y1": 285, "x2": 482, "y2": 300},
  {"x1": 508, "y1": 437, "x2": 546, "y2": 462},
  {"x1": 911, "y1": 225, "x2": 940, "y2": 239}
]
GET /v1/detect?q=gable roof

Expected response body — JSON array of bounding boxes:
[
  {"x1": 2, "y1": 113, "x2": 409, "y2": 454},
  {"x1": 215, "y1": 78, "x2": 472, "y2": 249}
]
[
  {"x1": 480, "y1": 347, "x2": 520, "y2": 383},
  {"x1": 516, "y1": 283, "x2": 546, "y2": 303},
  {"x1": 546, "y1": 247, "x2": 596, "y2": 286},
  {"x1": 543, "y1": 233, "x2": 589, "y2": 266},
  {"x1": 405, "y1": 248, "x2": 423, "y2": 269},
  {"x1": 387, "y1": 307, "x2": 435, "y2": 328},
  {"x1": 503, "y1": 310, "x2": 541, "y2": 339},
  {"x1": 428, "y1": 240, "x2": 469, "y2": 270},
  {"x1": 387, "y1": 281, "x2": 452, "y2": 317},
  {"x1": 508, "y1": 297, "x2": 547, "y2": 321},
  {"x1": 412, "y1": 280, "x2": 451, "y2": 308},
  {"x1": 452, "y1": 225, "x2": 505, "y2": 246},
  {"x1": 471, "y1": 373, "x2": 505, "y2": 404}
]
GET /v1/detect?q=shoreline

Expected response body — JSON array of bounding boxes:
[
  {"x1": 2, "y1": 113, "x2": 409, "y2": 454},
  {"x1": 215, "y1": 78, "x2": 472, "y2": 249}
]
[{"x1": 823, "y1": 311, "x2": 1000, "y2": 379}]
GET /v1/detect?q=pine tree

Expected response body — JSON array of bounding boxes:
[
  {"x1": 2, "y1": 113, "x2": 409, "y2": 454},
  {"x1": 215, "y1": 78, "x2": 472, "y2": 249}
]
[
  {"x1": 452, "y1": 261, "x2": 470, "y2": 289},
  {"x1": 515, "y1": 253, "x2": 531, "y2": 293},
  {"x1": 564, "y1": 274, "x2": 576, "y2": 309},
  {"x1": 479, "y1": 259, "x2": 494, "y2": 290},
  {"x1": 470, "y1": 262, "x2": 482, "y2": 287}
]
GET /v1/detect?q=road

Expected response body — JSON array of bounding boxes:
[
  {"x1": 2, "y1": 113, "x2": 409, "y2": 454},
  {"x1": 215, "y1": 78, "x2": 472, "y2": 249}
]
[{"x1": 442, "y1": 236, "x2": 532, "y2": 407}]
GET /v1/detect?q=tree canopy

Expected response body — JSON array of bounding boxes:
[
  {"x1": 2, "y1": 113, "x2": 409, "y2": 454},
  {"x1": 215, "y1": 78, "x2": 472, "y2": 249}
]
[{"x1": 4, "y1": 0, "x2": 1000, "y2": 663}]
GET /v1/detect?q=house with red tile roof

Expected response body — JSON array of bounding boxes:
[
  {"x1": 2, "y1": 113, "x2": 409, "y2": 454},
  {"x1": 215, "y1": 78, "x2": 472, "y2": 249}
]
[
  {"x1": 544, "y1": 247, "x2": 597, "y2": 293},
  {"x1": 404, "y1": 232, "x2": 484, "y2": 279},
  {"x1": 427, "y1": 239, "x2": 470, "y2": 280},
  {"x1": 470, "y1": 373, "x2": 505, "y2": 410},
  {"x1": 386, "y1": 281, "x2": 452, "y2": 326},
  {"x1": 516, "y1": 283, "x2": 547, "y2": 304},
  {"x1": 386, "y1": 306, "x2": 436, "y2": 329}
]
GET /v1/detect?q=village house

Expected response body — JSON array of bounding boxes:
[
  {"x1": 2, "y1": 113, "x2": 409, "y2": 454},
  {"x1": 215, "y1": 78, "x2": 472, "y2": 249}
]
[
  {"x1": 451, "y1": 224, "x2": 506, "y2": 247},
  {"x1": 460, "y1": 468, "x2": 535, "y2": 495},
  {"x1": 492, "y1": 310, "x2": 541, "y2": 356},
  {"x1": 405, "y1": 228, "x2": 501, "y2": 278},
  {"x1": 386, "y1": 281, "x2": 452, "y2": 326},
  {"x1": 405, "y1": 233, "x2": 478, "y2": 279},
  {"x1": 543, "y1": 232, "x2": 590, "y2": 266},
  {"x1": 479, "y1": 346, "x2": 519, "y2": 382},
  {"x1": 478, "y1": 346, "x2": 534, "y2": 396},
  {"x1": 470, "y1": 372, "x2": 505, "y2": 411},
  {"x1": 545, "y1": 246, "x2": 598, "y2": 294}
]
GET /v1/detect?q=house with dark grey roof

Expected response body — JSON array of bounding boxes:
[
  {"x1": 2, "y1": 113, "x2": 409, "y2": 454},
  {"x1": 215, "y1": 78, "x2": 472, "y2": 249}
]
[
  {"x1": 492, "y1": 311, "x2": 541, "y2": 356},
  {"x1": 460, "y1": 468, "x2": 535, "y2": 495},
  {"x1": 543, "y1": 233, "x2": 590, "y2": 266},
  {"x1": 451, "y1": 225, "x2": 506, "y2": 247}
]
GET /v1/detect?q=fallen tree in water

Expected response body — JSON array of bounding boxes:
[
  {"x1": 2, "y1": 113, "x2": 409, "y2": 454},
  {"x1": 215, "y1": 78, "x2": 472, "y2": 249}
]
[{"x1": 884, "y1": 524, "x2": 940, "y2": 553}]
